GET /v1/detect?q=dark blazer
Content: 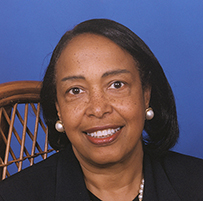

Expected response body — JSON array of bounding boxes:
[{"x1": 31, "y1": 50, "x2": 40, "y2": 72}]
[{"x1": 0, "y1": 144, "x2": 203, "y2": 201}]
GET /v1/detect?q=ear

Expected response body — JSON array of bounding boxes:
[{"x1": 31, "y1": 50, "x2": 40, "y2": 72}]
[
  {"x1": 143, "y1": 86, "x2": 151, "y2": 109},
  {"x1": 55, "y1": 102, "x2": 61, "y2": 120}
]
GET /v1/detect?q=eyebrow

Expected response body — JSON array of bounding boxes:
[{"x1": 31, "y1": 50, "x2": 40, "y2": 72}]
[
  {"x1": 61, "y1": 75, "x2": 85, "y2": 82},
  {"x1": 61, "y1": 69, "x2": 131, "y2": 82},
  {"x1": 102, "y1": 69, "x2": 131, "y2": 78}
]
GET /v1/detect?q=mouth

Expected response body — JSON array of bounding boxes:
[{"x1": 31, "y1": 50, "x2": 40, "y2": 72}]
[
  {"x1": 85, "y1": 127, "x2": 121, "y2": 138},
  {"x1": 83, "y1": 126, "x2": 123, "y2": 145}
]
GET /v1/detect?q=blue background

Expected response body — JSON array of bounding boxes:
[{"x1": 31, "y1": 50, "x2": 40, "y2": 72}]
[{"x1": 0, "y1": 0, "x2": 203, "y2": 159}]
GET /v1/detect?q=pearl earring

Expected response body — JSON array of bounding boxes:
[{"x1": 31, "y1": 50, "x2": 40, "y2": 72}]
[
  {"x1": 55, "y1": 120, "x2": 65, "y2": 132},
  {"x1": 145, "y1": 107, "x2": 154, "y2": 120}
]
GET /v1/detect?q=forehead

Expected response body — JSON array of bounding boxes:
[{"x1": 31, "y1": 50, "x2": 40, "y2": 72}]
[
  {"x1": 55, "y1": 33, "x2": 137, "y2": 77},
  {"x1": 58, "y1": 33, "x2": 135, "y2": 63},
  {"x1": 65, "y1": 33, "x2": 123, "y2": 52}
]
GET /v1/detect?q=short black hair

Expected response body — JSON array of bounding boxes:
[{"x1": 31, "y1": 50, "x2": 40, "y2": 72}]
[{"x1": 40, "y1": 19, "x2": 179, "y2": 156}]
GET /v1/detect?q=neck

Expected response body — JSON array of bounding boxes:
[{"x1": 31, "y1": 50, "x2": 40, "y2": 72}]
[{"x1": 74, "y1": 141, "x2": 144, "y2": 201}]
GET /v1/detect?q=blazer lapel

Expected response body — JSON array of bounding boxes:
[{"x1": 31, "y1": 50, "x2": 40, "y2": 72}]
[{"x1": 55, "y1": 145, "x2": 90, "y2": 201}]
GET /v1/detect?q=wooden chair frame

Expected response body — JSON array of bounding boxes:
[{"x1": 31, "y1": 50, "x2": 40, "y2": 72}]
[{"x1": 0, "y1": 81, "x2": 54, "y2": 180}]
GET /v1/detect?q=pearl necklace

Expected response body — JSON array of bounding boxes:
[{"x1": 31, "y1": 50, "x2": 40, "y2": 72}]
[{"x1": 138, "y1": 179, "x2": 144, "y2": 201}]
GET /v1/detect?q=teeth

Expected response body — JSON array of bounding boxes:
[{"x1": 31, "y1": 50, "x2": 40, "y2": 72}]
[{"x1": 86, "y1": 127, "x2": 121, "y2": 138}]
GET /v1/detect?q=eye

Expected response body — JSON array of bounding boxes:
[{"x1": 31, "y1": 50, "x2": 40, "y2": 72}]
[
  {"x1": 68, "y1": 87, "x2": 84, "y2": 95},
  {"x1": 109, "y1": 81, "x2": 124, "y2": 89}
]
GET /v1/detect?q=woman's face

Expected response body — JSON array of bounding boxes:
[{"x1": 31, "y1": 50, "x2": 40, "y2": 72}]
[{"x1": 55, "y1": 34, "x2": 150, "y2": 166}]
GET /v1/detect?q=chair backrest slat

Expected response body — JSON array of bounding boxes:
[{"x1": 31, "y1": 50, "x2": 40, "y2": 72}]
[
  {"x1": 30, "y1": 103, "x2": 40, "y2": 166},
  {"x1": 3, "y1": 104, "x2": 18, "y2": 179},
  {"x1": 0, "y1": 81, "x2": 55, "y2": 180},
  {"x1": 18, "y1": 103, "x2": 28, "y2": 171}
]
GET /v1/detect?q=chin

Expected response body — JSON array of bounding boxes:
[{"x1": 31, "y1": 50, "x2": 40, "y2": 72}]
[{"x1": 87, "y1": 150, "x2": 131, "y2": 167}]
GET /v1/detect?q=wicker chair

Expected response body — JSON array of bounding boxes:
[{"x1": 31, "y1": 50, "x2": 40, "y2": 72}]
[{"x1": 0, "y1": 81, "x2": 55, "y2": 180}]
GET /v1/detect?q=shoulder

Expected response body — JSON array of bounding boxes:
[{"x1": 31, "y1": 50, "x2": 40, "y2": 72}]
[
  {"x1": 144, "y1": 151, "x2": 203, "y2": 200},
  {"x1": 162, "y1": 151, "x2": 203, "y2": 174},
  {"x1": 161, "y1": 151, "x2": 203, "y2": 197},
  {"x1": 2, "y1": 150, "x2": 60, "y2": 181},
  {"x1": 0, "y1": 151, "x2": 62, "y2": 201}
]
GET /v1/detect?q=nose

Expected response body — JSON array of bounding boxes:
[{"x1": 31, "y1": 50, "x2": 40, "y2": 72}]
[{"x1": 85, "y1": 90, "x2": 113, "y2": 118}]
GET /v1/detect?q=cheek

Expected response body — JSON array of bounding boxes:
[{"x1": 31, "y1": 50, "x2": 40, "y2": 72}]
[
  {"x1": 112, "y1": 94, "x2": 145, "y2": 120},
  {"x1": 59, "y1": 101, "x2": 87, "y2": 129}
]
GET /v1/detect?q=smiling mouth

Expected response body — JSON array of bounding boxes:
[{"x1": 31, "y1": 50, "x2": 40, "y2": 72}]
[{"x1": 85, "y1": 127, "x2": 122, "y2": 139}]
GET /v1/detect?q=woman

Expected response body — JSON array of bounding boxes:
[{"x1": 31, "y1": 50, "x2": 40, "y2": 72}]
[{"x1": 0, "y1": 19, "x2": 203, "y2": 201}]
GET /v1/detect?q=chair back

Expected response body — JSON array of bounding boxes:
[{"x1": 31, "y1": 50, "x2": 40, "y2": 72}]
[{"x1": 0, "y1": 81, "x2": 54, "y2": 180}]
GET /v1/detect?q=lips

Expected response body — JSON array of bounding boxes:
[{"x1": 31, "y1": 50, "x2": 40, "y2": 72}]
[{"x1": 83, "y1": 126, "x2": 123, "y2": 145}]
